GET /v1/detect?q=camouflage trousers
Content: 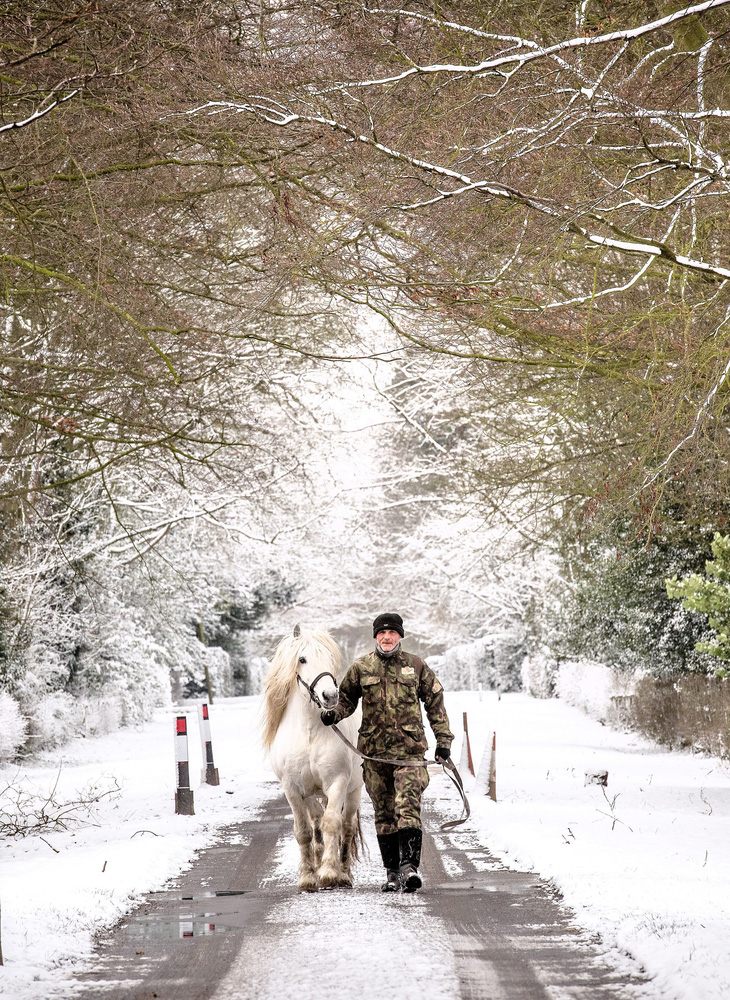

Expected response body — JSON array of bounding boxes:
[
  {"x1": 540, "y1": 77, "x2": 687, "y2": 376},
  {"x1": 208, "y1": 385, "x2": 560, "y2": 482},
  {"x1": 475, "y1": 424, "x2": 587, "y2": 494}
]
[{"x1": 362, "y1": 760, "x2": 430, "y2": 836}]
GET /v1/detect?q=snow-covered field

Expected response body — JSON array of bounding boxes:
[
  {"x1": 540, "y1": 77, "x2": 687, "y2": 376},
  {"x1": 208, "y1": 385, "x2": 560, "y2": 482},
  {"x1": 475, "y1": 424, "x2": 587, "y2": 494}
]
[{"x1": 2, "y1": 691, "x2": 730, "y2": 1000}]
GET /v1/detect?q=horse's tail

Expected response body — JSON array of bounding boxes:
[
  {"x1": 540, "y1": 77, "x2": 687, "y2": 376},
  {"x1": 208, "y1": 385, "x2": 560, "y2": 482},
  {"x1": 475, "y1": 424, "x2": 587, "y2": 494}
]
[{"x1": 349, "y1": 809, "x2": 368, "y2": 865}]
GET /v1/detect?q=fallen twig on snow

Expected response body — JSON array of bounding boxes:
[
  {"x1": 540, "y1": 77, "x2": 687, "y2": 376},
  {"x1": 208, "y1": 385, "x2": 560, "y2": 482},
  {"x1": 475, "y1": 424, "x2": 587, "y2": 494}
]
[{"x1": 0, "y1": 768, "x2": 121, "y2": 838}]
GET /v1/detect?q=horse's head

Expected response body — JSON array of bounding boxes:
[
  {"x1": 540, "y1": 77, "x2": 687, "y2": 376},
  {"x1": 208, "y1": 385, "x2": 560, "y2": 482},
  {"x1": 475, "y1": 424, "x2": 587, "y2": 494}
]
[
  {"x1": 293, "y1": 624, "x2": 341, "y2": 710},
  {"x1": 262, "y1": 626, "x2": 344, "y2": 746}
]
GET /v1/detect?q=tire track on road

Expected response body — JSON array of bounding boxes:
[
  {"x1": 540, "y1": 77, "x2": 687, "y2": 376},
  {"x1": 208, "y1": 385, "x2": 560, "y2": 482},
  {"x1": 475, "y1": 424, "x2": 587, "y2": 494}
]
[{"x1": 422, "y1": 801, "x2": 656, "y2": 1000}]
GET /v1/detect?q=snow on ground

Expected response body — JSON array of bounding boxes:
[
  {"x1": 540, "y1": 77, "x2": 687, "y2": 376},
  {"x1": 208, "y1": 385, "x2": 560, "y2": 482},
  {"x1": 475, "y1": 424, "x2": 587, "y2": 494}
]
[
  {"x1": 216, "y1": 829, "x2": 460, "y2": 1000},
  {"x1": 1, "y1": 690, "x2": 730, "y2": 999},
  {"x1": 0, "y1": 697, "x2": 275, "y2": 999},
  {"x1": 445, "y1": 691, "x2": 730, "y2": 1000}
]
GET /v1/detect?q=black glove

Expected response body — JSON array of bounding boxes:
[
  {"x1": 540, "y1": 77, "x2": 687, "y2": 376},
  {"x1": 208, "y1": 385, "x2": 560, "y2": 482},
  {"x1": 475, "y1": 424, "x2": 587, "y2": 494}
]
[
  {"x1": 435, "y1": 746, "x2": 451, "y2": 763},
  {"x1": 320, "y1": 710, "x2": 336, "y2": 726}
]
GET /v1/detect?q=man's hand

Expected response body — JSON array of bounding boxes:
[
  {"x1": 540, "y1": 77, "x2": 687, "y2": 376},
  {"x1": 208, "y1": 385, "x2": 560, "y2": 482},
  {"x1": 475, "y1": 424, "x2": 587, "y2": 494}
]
[
  {"x1": 320, "y1": 710, "x2": 336, "y2": 726},
  {"x1": 435, "y1": 746, "x2": 451, "y2": 763}
]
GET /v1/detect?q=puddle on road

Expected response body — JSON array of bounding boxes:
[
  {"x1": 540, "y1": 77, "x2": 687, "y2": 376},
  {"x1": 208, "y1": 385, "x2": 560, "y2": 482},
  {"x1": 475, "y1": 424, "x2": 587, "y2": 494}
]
[
  {"x1": 121, "y1": 889, "x2": 259, "y2": 940},
  {"x1": 180, "y1": 889, "x2": 253, "y2": 900},
  {"x1": 122, "y1": 913, "x2": 236, "y2": 940},
  {"x1": 148, "y1": 889, "x2": 253, "y2": 901}
]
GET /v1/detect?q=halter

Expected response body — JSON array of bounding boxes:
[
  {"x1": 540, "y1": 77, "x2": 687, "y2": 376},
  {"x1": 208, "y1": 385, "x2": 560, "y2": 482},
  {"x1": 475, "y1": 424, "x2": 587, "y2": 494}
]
[{"x1": 296, "y1": 670, "x2": 339, "y2": 710}]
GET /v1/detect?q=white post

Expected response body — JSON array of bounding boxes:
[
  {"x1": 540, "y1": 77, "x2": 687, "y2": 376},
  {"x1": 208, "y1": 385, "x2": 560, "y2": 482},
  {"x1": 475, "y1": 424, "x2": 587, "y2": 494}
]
[
  {"x1": 462, "y1": 711, "x2": 475, "y2": 776},
  {"x1": 174, "y1": 715, "x2": 195, "y2": 815},
  {"x1": 458, "y1": 732, "x2": 470, "y2": 776},
  {"x1": 475, "y1": 741, "x2": 490, "y2": 794},
  {"x1": 488, "y1": 731, "x2": 497, "y2": 802},
  {"x1": 197, "y1": 702, "x2": 220, "y2": 786},
  {"x1": 475, "y1": 730, "x2": 497, "y2": 802}
]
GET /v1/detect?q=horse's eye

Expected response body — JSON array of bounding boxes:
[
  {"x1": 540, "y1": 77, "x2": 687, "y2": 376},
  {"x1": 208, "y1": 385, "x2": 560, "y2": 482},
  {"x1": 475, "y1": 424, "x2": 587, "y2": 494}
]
[{"x1": 298, "y1": 656, "x2": 307, "y2": 664}]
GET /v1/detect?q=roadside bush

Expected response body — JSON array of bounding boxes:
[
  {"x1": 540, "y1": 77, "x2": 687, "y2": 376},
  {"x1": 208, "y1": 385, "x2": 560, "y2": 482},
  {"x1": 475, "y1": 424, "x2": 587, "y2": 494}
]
[
  {"x1": 520, "y1": 651, "x2": 557, "y2": 699},
  {"x1": 551, "y1": 530, "x2": 716, "y2": 676},
  {"x1": 430, "y1": 636, "x2": 523, "y2": 692},
  {"x1": 624, "y1": 675, "x2": 730, "y2": 757},
  {"x1": 25, "y1": 692, "x2": 77, "y2": 751}
]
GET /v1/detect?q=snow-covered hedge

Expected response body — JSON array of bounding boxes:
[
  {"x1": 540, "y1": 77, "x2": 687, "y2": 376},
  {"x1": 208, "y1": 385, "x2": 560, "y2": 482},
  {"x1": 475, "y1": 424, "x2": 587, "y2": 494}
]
[
  {"x1": 431, "y1": 636, "x2": 522, "y2": 692},
  {"x1": 0, "y1": 692, "x2": 27, "y2": 761},
  {"x1": 203, "y1": 645, "x2": 234, "y2": 700},
  {"x1": 78, "y1": 695, "x2": 124, "y2": 737},
  {"x1": 522, "y1": 655, "x2": 635, "y2": 722},
  {"x1": 520, "y1": 651, "x2": 557, "y2": 699},
  {"x1": 25, "y1": 692, "x2": 78, "y2": 751},
  {"x1": 554, "y1": 659, "x2": 635, "y2": 722},
  {"x1": 244, "y1": 655, "x2": 269, "y2": 696}
]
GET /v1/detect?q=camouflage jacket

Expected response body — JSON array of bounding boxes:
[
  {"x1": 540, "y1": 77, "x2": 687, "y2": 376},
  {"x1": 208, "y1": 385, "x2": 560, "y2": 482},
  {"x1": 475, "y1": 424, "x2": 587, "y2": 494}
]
[{"x1": 334, "y1": 647, "x2": 454, "y2": 761}]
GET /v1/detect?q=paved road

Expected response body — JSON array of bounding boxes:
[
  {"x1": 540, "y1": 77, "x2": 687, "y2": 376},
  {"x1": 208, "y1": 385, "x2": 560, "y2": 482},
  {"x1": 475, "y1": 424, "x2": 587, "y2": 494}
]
[{"x1": 76, "y1": 788, "x2": 657, "y2": 1000}]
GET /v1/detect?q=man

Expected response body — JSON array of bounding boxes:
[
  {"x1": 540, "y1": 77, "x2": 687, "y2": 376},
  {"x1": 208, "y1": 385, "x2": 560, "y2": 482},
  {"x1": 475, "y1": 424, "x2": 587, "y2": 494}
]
[{"x1": 321, "y1": 612, "x2": 453, "y2": 893}]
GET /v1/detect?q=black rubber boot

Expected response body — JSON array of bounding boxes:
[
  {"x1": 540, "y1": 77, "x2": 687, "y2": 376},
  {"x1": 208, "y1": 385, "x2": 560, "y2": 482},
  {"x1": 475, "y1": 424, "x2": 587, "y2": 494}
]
[
  {"x1": 377, "y1": 832, "x2": 401, "y2": 892},
  {"x1": 398, "y1": 827, "x2": 423, "y2": 893}
]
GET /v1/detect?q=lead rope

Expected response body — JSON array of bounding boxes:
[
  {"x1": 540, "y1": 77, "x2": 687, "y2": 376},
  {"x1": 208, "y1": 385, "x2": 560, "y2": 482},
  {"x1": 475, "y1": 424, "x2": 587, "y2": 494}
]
[{"x1": 329, "y1": 723, "x2": 470, "y2": 831}]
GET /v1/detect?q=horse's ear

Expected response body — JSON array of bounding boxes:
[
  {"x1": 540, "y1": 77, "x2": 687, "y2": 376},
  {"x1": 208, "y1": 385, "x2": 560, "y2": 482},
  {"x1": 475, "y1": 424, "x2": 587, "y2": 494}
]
[{"x1": 293, "y1": 623, "x2": 301, "y2": 638}]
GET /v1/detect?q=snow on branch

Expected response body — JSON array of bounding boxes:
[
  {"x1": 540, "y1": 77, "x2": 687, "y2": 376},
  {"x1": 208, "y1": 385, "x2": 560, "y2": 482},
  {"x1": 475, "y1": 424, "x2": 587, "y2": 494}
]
[
  {"x1": 639, "y1": 329, "x2": 730, "y2": 492},
  {"x1": 0, "y1": 770, "x2": 121, "y2": 837},
  {"x1": 338, "y1": 0, "x2": 730, "y2": 90},
  {"x1": 187, "y1": 99, "x2": 730, "y2": 281},
  {"x1": 0, "y1": 89, "x2": 79, "y2": 134}
]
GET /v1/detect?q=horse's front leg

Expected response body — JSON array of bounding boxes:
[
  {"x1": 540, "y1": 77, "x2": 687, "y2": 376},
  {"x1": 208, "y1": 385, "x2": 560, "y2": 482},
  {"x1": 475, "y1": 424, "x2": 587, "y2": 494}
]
[
  {"x1": 284, "y1": 787, "x2": 318, "y2": 892},
  {"x1": 318, "y1": 778, "x2": 347, "y2": 888}
]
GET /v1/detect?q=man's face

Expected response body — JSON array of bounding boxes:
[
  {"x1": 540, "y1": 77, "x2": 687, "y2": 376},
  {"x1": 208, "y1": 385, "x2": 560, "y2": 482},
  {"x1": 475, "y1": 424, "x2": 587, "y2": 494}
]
[{"x1": 376, "y1": 629, "x2": 401, "y2": 651}]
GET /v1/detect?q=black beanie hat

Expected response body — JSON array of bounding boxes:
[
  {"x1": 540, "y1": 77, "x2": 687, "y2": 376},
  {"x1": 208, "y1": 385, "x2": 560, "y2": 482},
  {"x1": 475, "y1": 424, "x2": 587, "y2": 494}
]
[{"x1": 373, "y1": 612, "x2": 404, "y2": 638}]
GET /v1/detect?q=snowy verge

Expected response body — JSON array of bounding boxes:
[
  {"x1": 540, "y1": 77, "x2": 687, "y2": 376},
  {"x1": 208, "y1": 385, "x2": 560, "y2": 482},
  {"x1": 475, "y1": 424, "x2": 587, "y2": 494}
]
[
  {"x1": 3, "y1": 691, "x2": 730, "y2": 1000},
  {"x1": 0, "y1": 696, "x2": 273, "y2": 999},
  {"x1": 443, "y1": 691, "x2": 730, "y2": 1000}
]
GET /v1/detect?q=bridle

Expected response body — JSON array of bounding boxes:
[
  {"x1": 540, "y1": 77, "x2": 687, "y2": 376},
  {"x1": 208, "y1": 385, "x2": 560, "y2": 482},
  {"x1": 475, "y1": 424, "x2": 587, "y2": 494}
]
[{"x1": 296, "y1": 669, "x2": 338, "y2": 710}]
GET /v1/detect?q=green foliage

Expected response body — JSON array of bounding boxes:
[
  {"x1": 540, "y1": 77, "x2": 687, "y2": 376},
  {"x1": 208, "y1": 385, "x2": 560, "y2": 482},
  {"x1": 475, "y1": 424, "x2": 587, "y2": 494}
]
[
  {"x1": 549, "y1": 527, "x2": 716, "y2": 676},
  {"x1": 667, "y1": 534, "x2": 730, "y2": 664}
]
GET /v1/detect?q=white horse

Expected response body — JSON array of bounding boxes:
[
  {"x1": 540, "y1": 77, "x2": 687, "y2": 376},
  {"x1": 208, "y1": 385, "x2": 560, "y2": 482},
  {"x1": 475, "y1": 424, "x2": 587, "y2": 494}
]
[{"x1": 261, "y1": 625, "x2": 363, "y2": 891}]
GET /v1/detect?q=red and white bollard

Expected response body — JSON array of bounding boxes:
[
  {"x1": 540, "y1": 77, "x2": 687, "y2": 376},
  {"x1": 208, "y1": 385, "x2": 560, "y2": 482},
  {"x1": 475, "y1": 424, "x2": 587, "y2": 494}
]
[
  {"x1": 197, "y1": 702, "x2": 220, "y2": 786},
  {"x1": 174, "y1": 715, "x2": 195, "y2": 815}
]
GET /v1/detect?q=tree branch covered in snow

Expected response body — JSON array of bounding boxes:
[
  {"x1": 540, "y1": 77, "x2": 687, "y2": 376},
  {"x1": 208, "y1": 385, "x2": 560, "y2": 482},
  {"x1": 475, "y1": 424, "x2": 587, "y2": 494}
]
[{"x1": 184, "y1": 0, "x2": 729, "y2": 528}]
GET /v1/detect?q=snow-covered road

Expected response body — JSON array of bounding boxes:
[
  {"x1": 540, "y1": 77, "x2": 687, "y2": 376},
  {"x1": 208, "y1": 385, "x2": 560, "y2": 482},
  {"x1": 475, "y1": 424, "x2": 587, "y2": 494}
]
[
  {"x1": 1, "y1": 692, "x2": 730, "y2": 999},
  {"x1": 76, "y1": 791, "x2": 654, "y2": 1000}
]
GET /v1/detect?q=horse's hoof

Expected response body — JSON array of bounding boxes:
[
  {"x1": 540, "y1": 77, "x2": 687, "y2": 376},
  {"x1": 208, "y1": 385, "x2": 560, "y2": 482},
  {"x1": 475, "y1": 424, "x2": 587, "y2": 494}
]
[
  {"x1": 337, "y1": 874, "x2": 354, "y2": 888},
  {"x1": 298, "y1": 876, "x2": 318, "y2": 892},
  {"x1": 317, "y1": 867, "x2": 340, "y2": 888}
]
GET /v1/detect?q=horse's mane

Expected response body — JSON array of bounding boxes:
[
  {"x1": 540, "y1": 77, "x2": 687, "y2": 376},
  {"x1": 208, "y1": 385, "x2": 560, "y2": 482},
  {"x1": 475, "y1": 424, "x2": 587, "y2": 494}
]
[{"x1": 260, "y1": 628, "x2": 343, "y2": 749}]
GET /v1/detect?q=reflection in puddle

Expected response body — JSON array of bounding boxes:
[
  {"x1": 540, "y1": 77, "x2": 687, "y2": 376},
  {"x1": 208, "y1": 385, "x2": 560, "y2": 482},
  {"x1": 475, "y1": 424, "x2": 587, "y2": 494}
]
[{"x1": 123, "y1": 912, "x2": 234, "y2": 940}]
